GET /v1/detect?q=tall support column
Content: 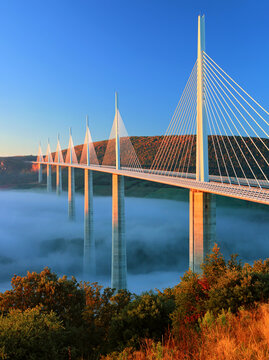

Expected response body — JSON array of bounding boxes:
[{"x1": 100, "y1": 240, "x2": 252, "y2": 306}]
[
  {"x1": 84, "y1": 169, "x2": 95, "y2": 276},
  {"x1": 56, "y1": 165, "x2": 62, "y2": 195},
  {"x1": 38, "y1": 163, "x2": 43, "y2": 183},
  {"x1": 189, "y1": 15, "x2": 216, "y2": 273},
  {"x1": 47, "y1": 164, "x2": 52, "y2": 192},
  {"x1": 68, "y1": 166, "x2": 75, "y2": 220},
  {"x1": 111, "y1": 174, "x2": 127, "y2": 291},
  {"x1": 189, "y1": 190, "x2": 216, "y2": 273},
  {"x1": 111, "y1": 92, "x2": 127, "y2": 291}
]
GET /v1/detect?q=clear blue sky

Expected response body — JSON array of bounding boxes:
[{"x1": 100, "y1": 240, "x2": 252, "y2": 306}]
[{"x1": 0, "y1": 0, "x2": 269, "y2": 156}]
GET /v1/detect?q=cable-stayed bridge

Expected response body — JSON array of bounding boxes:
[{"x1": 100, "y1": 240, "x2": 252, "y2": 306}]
[{"x1": 35, "y1": 15, "x2": 269, "y2": 291}]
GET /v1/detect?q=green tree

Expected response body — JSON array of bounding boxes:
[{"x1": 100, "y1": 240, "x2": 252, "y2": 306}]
[
  {"x1": 0, "y1": 268, "x2": 88, "y2": 358},
  {"x1": 107, "y1": 292, "x2": 175, "y2": 352},
  {"x1": 201, "y1": 243, "x2": 226, "y2": 286},
  {"x1": 0, "y1": 307, "x2": 64, "y2": 360},
  {"x1": 0, "y1": 268, "x2": 85, "y2": 328},
  {"x1": 82, "y1": 284, "x2": 133, "y2": 355}
]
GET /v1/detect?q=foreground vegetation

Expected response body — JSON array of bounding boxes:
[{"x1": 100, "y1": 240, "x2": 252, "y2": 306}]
[
  {"x1": 0, "y1": 245, "x2": 268, "y2": 359},
  {"x1": 105, "y1": 303, "x2": 269, "y2": 360}
]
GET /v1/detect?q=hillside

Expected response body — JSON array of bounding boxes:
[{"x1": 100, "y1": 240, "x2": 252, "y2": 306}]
[
  {"x1": 0, "y1": 155, "x2": 36, "y2": 187},
  {"x1": 0, "y1": 135, "x2": 268, "y2": 188},
  {"x1": 74, "y1": 135, "x2": 269, "y2": 179}
]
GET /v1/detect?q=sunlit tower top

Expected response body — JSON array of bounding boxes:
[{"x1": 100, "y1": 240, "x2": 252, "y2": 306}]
[{"x1": 196, "y1": 14, "x2": 209, "y2": 182}]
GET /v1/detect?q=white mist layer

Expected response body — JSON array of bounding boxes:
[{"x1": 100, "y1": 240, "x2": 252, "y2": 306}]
[{"x1": 0, "y1": 189, "x2": 268, "y2": 293}]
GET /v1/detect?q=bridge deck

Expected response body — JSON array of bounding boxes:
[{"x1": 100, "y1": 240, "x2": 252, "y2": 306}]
[{"x1": 36, "y1": 162, "x2": 269, "y2": 205}]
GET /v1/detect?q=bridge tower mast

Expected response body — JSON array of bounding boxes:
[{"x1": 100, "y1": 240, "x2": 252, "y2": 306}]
[
  {"x1": 56, "y1": 133, "x2": 62, "y2": 195},
  {"x1": 115, "y1": 92, "x2": 120, "y2": 170},
  {"x1": 38, "y1": 142, "x2": 43, "y2": 183},
  {"x1": 47, "y1": 139, "x2": 52, "y2": 192},
  {"x1": 189, "y1": 15, "x2": 216, "y2": 273},
  {"x1": 111, "y1": 92, "x2": 127, "y2": 291},
  {"x1": 196, "y1": 14, "x2": 208, "y2": 182},
  {"x1": 68, "y1": 128, "x2": 75, "y2": 220}
]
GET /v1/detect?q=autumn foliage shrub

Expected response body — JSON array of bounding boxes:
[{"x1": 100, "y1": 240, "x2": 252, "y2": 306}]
[
  {"x1": 0, "y1": 244, "x2": 268, "y2": 359},
  {"x1": 171, "y1": 244, "x2": 269, "y2": 335},
  {"x1": 104, "y1": 303, "x2": 269, "y2": 360}
]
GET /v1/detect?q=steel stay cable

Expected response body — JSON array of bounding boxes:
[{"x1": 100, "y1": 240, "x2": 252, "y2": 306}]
[
  {"x1": 185, "y1": 118, "x2": 196, "y2": 178},
  {"x1": 203, "y1": 58, "x2": 269, "y2": 152},
  {"x1": 156, "y1": 62, "x2": 197, "y2": 149},
  {"x1": 167, "y1": 78, "x2": 197, "y2": 175},
  {"x1": 124, "y1": 134, "x2": 142, "y2": 171},
  {"x1": 102, "y1": 116, "x2": 117, "y2": 166},
  {"x1": 165, "y1": 72, "x2": 197, "y2": 175},
  {"x1": 179, "y1": 103, "x2": 197, "y2": 176},
  {"x1": 205, "y1": 71, "x2": 253, "y2": 187},
  {"x1": 176, "y1": 86, "x2": 197, "y2": 176},
  {"x1": 204, "y1": 71, "x2": 245, "y2": 186},
  {"x1": 157, "y1": 66, "x2": 197, "y2": 174},
  {"x1": 205, "y1": 65, "x2": 268, "y2": 184},
  {"x1": 165, "y1": 67, "x2": 198, "y2": 175},
  {"x1": 150, "y1": 62, "x2": 197, "y2": 172},
  {"x1": 178, "y1": 107, "x2": 196, "y2": 175},
  {"x1": 118, "y1": 113, "x2": 142, "y2": 172},
  {"x1": 204, "y1": 88, "x2": 233, "y2": 185},
  {"x1": 205, "y1": 97, "x2": 224, "y2": 183},
  {"x1": 204, "y1": 60, "x2": 269, "y2": 173},
  {"x1": 203, "y1": 51, "x2": 269, "y2": 118},
  {"x1": 203, "y1": 55, "x2": 269, "y2": 139},
  {"x1": 153, "y1": 63, "x2": 198, "y2": 172},
  {"x1": 204, "y1": 69, "x2": 260, "y2": 187},
  {"x1": 156, "y1": 64, "x2": 197, "y2": 173},
  {"x1": 175, "y1": 102, "x2": 195, "y2": 175}
]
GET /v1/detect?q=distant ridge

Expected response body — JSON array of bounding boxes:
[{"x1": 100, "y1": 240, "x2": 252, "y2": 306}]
[
  {"x1": 0, "y1": 135, "x2": 268, "y2": 185},
  {"x1": 70, "y1": 135, "x2": 269, "y2": 179}
]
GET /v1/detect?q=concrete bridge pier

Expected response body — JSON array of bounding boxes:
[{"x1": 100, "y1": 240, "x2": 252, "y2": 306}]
[
  {"x1": 189, "y1": 190, "x2": 216, "y2": 273},
  {"x1": 111, "y1": 174, "x2": 127, "y2": 291},
  {"x1": 47, "y1": 164, "x2": 52, "y2": 192},
  {"x1": 56, "y1": 165, "x2": 62, "y2": 195},
  {"x1": 38, "y1": 163, "x2": 43, "y2": 183},
  {"x1": 68, "y1": 166, "x2": 75, "y2": 220},
  {"x1": 83, "y1": 169, "x2": 95, "y2": 276}
]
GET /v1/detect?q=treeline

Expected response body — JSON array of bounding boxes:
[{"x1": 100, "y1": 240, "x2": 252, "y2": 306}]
[
  {"x1": 0, "y1": 245, "x2": 268, "y2": 359},
  {"x1": 72, "y1": 135, "x2": 269, "y2": 179},
  {"x1": 0, "y1": 135, "x2": 268, "y2": 186}
]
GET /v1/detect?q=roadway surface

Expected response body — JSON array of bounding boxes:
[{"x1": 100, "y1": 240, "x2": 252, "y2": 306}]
[{"x1": 35, "y1": 161, "x2": 269, "y2": 205}]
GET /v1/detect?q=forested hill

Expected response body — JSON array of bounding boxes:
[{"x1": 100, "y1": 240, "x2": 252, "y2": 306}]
[
  {"x1": 74, "y1": 135, "x2": 269, "y2": 179},
  {"x1": 0, "y1": 135, "x2": 268, "y2": 186}
]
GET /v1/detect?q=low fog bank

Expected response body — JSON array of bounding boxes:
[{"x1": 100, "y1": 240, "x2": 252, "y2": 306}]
[{"x1": 0, "y1": 190, "x2": 268, "y2": 293}]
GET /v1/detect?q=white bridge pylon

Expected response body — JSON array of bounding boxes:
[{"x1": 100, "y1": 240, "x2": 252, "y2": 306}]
[
  {"x1": 80, "y1": 116, "x2": 99, "y2": 166},
  {"x1": 35, "y1": 15, "x2": 269, "y2": 290},
  {"x1": 54, "y1": 134, "x2": 64, "y2": 164},
  {"x1": 36, "y1": 143, "x2": 44, "y2": 183},
  {"x1": 65, "y1": 128, "x2": 78, "y2": 165},
  {"x1": 55, "y1": 134, "x2": 63, "y2": 195},
  {"x1": 102, "y1": 101, "x2": 143, "y2": 172}
]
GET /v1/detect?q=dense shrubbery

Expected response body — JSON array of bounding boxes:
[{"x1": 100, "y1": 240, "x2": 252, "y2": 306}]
[
  {"x1": 106, "y1": 304, "x2": 269, "y2": 360},
  {"x1": 0, "y1": 307, "x2": 64, "y2": 360},
  {"x1": 0, "y1": 244, "x2": 268, "y2": 359}
]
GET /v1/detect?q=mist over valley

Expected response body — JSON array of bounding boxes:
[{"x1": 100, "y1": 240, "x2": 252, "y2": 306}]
[{"x1": 0, "y1": 188, "x2": 268, "y2": 293}]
